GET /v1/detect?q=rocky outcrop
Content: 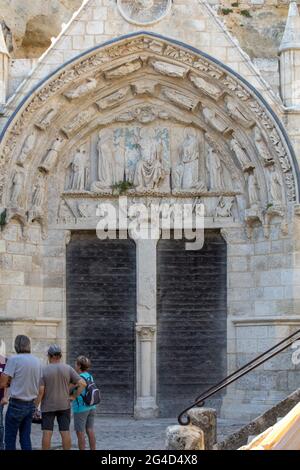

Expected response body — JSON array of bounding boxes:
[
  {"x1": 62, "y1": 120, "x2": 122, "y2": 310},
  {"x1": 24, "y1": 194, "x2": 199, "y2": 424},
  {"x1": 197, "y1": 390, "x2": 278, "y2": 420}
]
[
  {"x1": 0, "y1": 0, "x2": 82, "y2": 58},
  {"x1": 0, "y1": 0, "x2": 290, "y2": 60}
]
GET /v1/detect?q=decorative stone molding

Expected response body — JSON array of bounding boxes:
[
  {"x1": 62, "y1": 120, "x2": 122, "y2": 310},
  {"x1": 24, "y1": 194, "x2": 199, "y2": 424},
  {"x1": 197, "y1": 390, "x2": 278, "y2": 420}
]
[{"x1": 0, "y1": 33, "x2": 297, "y2": 239}]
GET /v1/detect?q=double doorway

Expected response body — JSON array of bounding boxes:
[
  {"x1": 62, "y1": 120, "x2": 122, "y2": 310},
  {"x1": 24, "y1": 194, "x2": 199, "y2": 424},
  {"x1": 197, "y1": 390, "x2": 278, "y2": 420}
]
[{"x1": 66, "y1": 231, "x2": 227, "y2": 417}]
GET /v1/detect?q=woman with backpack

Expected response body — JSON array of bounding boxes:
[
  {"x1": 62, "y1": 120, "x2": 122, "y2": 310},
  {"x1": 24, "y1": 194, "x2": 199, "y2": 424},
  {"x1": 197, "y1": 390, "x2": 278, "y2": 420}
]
[{"x1": 72, "y1": 356, "x2": 100, "y2": 451}]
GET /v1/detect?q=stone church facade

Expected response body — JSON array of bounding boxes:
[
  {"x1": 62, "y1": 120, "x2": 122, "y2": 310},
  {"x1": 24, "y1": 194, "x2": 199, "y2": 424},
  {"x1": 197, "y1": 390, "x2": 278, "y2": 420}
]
[{"x1": 0, "y1": 0, "x2": 300, "y2": 421}]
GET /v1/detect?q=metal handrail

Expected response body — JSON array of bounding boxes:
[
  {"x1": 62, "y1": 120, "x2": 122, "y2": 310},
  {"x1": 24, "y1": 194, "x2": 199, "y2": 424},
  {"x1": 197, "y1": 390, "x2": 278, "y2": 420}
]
[{"x1": 178, "y1": 328, "x2": 300, "y2": 425}]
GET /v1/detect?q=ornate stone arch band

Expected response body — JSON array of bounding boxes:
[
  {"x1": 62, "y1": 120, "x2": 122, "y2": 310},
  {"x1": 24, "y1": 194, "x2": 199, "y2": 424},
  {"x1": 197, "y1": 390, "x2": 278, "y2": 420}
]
[{"x1": 0, "y1": 32, "x2": 299, "y2": 237}]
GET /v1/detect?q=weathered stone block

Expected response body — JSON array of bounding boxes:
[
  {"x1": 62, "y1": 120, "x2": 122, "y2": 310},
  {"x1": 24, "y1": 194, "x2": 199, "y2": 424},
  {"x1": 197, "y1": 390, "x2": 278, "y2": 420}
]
[
  {"x1": 166, "y1": 425, "x2": 204, "y2": 451},
  {"x1": 187, "y1": 408, "x2": 217, "y2": 450}
]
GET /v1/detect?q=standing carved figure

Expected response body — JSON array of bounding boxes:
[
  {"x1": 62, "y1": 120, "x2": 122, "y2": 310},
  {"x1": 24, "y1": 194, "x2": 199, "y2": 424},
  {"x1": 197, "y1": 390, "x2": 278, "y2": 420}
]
[
  {"x1": 17, "y1": 132, "x2": 36, "y2": 166},
  {"x1": 134, "y1": 127, "x2": 164, "y2": 190},
  {"x1": 10, "y1": 170, "x2": 24, "y2": 206},
  {"x1": 39, "y1": 137, "x2": 65, "y2": 173},
  {"x1": 254, "y1": 127, "x2": 274, "y2": 164},
  {"x1": 207, "y1": 146, "x2": 224, "y2": 191},
  {"x1": 97, "y1": 129, "x2": 116, "y2": 188},
  {"x1": 230, "y1": 138, "x2": 252, "y2": 172},
  {"x1": 269, "y1": 165, "x2": 282, "y2": 206},
  {"x1": 173, "y1": 128, "x2": 205, "y2": 191},
  {"x1": 247, "y1": 170, "x2": 260, "y2": 209},
  {"x1": 70, "y1": 146, "x2": 89, "y2": 191}
]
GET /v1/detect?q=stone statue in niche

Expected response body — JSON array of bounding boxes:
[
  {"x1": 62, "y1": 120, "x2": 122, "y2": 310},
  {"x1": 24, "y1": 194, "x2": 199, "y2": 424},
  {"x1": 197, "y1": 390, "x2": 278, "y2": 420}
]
[
  {"x1": 247, "y1": 170, "x2": 260, "y2": 210},
  {"x1": 68, "y1": 145, "x2": 89, "y2": 191},
  {"x1": 202, "y1": 107, "x2": 231, "y2": 135},
  {"x1": 17, "y1": 132, "x2": 36, "y2": 167},
  {"x1": 39, "y1": 137, "x2": 65, "y2": 173},
  {"x1": 31, "y1": 176, "x2": 44, "y2": 212},
  {"x1": 215, "y1": 196, "x2": 235, "y2": 217},
  {"x1": 254, "y1": 127, "x2": 274, "y2": 164},
  {"x1": 10, "y1": 169, "x2": 25, "y2": 206},
  {"x1": 134, "y1": 127, "x2": 165, "y2": 190},
  {"x1": 172, "y1": 128, "x2": 206, "y2": 191},
  {"x1": 28, "y1": 173, "x2": 45, "y2": 225},
  {"x1": 268, "y1": 165, "x2": 283, "y2": 207},
  {"x1": 206, "y1": 146, "x2": 224, "y2": 191},
  {"x1": 230, "y1": 137, "x2": 253, "y2": 172},
  {"x1": 224, "y1": 95, "x2": 254, "y2": 128},
  {"x1": 64, "y1": 78, "x2": 97, "y2": 100},
  {"x1": 92, "y1": 129, "x2": 116, "y2": 191}
]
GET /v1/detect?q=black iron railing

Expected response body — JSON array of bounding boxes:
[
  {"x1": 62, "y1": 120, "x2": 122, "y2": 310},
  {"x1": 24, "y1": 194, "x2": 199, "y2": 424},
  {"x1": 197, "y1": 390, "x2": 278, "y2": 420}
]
[{"x1": 178, "y1": 328, "x2": 300, "y2": 425}]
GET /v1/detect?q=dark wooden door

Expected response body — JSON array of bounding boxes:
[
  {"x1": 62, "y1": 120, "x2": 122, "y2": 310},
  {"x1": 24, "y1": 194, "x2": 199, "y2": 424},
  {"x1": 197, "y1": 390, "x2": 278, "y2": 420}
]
[
  {"x1": 157, "y1": 230, "x2": 227, "y2": 417},
  {"x1": 67, "y1": 232, "x2": 136, "y2": 415}
]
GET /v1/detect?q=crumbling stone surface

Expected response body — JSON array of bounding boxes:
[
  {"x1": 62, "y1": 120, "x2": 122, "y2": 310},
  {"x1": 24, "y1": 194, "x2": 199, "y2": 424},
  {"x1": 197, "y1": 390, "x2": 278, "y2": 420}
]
[
  {"x1": 188, "y1": 408, "x2": 217, "y2": 450},
  {"x1": 0, "y1": 0, "x2": 82, "y2": 58},
  {"x1": 166, "y1": 425, "x2": 205, "y2": 451}
]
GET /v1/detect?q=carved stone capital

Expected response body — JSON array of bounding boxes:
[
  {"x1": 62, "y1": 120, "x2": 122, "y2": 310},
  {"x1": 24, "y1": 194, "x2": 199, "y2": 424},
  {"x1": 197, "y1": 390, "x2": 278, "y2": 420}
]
[{"x1": 136, "y1": 325, "x2": 156, "y2": 341}]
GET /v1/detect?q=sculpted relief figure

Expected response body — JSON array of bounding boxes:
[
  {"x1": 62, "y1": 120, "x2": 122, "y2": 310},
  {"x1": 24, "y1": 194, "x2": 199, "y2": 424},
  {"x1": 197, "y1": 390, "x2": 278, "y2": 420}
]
[
  {"x1": 254, "y1": 127, "x2": 274, "y2": 164},
  {"x1": 36, "y1": 108, "x2": 58, "y2": 131},
  {"x1": 39, "y1": 137, "x2": 65, "y2": 173},
  {"x1": 224, "y1": 95, "x2": 254, "y2": 128},
  {"x1": 207, "y1": 146, "x2": 224, "y2": 191},
  {"x1": 28, "y1": 174, "x2": 45, "y2": 221},
  {"x1": 215, "y1": 196, "x2": 235, "y2": 218},
  {"x1": 69, "y1": 145, "x2": 89, "y2": 191},
  {"x1": 247, "y1": 170, "x2": 260, "y2": 210},
  {"x1": 10, "y1": 169, "x2": 25, "y2": 207},
  {"x1": 92, "y1": 129, "x2": 117, "y2": 191},
  {"x1": 202, "y1": 107, "x2": 231, "y2": 135},
  {"x1": 17, "y1": 132, "x2": 36, "y2": 167},
  {"x1": 134, "y1": 127, "x2": 164, "y2": 191},
  {"x1": 172, "y1": 128, "x2": 206, "y2": 191},
  {"x1": 64, "y1": 78, "x2": 97, "y2": 100},
  {"x1": 230, "y1": 137, "x2": 253, "y2": 172},
  {"x1": 268, "y1": 165, "x2": 283, "y2": 207}
]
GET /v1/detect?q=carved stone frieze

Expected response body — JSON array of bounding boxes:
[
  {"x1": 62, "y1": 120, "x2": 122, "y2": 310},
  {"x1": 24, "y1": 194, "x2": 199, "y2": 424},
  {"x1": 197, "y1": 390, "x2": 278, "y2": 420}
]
[
  {"x1": 104, "y1": 59, "x2": 143, "y2": 79},
  {"x1": 64, "y1": 78, "x2": 98, "y2": 100},
  {"x1": 150, "y1": 60, "x2": 188, "y2": 78},
  {"x1": 95, "y1": 87, "x2": 131, "y2": 110},
  {"x1": 189, "y1": 74, "x2": 223, "y2": 100},
  {"x1": 161, "y1": 87, "x2": 199, "y2": 111},
  {"x1": 0, "y1": 34, "x2": 297, "y2": 215}
]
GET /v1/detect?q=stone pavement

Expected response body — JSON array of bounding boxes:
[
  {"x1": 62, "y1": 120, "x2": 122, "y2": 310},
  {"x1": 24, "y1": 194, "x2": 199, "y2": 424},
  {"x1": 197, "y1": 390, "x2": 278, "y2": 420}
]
[{"x1": 24, "y1": 417, "x2": 247, "y2": 450}]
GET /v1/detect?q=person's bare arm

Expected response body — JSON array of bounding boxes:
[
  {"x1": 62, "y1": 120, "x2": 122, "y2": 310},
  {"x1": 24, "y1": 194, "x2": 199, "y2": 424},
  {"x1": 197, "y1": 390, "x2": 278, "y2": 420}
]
[
  {"x1": 0, "y1": 373, "x2": 11, "y2": 389},
  {"x1": 70, "y1": 378, "x2": 86, "y2": 401},
  {"x1": 35, "y1": 384, "x2": 45, "y2": 408}
]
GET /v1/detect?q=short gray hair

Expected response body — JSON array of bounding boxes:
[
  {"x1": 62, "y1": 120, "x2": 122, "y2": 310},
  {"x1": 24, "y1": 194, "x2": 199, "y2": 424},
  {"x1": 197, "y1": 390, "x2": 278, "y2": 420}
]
[{"x1": 14, "y1": 335, "x2": 31, "y2": 354}]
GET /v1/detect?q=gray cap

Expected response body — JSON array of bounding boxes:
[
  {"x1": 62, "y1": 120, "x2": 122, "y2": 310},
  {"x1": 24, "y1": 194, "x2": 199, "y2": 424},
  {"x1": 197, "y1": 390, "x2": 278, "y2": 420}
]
[{"x1": 47, "y1": 344, "x2": 62, "y2": 356}]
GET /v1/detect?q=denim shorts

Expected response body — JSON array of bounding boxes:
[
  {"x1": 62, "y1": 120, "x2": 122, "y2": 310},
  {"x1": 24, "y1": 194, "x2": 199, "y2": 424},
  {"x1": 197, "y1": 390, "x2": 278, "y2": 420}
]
[{"x1": 73, "y1": 409, "x2": 96, "y2": 432}]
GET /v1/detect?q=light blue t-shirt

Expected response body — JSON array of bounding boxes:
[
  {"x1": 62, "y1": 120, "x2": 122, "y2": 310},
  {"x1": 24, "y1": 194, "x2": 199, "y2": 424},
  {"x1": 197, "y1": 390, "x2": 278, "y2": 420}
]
[{"x1": 72, "y1": 372, "x2": 97, "y2": 414}]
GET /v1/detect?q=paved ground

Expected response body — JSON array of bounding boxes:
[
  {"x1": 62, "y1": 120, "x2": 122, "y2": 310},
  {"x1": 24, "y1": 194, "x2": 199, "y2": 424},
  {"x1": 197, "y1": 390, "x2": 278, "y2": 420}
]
[{"x1": 22, "y1": 416, "x2": 247, "y2": 450}]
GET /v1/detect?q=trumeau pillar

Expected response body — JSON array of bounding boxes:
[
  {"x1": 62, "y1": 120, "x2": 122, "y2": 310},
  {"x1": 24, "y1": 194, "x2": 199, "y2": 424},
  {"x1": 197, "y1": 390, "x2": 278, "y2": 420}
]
[
  {"x1": 0, "y1": 24, "x2": 9, "y2": 106},
  {"x1": 279, "y1": 1, "x2": 300, "y2": 107},
  {"x1": 134, "y1": 238, "x2": 159, "y2": 419}
]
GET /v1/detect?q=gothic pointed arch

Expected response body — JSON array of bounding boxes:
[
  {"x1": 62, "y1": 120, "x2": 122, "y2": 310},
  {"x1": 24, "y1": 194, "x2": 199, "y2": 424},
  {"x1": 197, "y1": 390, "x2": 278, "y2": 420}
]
[{"x1": 0, "y1": 32, "x2": 298, "y2": 237}]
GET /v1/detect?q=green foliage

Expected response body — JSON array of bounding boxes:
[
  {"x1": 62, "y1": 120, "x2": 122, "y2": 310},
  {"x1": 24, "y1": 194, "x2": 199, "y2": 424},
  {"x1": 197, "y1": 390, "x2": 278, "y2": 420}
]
[
  {"x1": 231, "y1": 2, "x2": 239, "y2": 7},
  {"x1": 240, "y1": 9, "x2": 252, "y2": 18},
  {"x1": 221, "y1": 8, "x2": 233, "y2": 15},
  {"x1": 111, "y1": 181, "x2": 135, "y2": 195}
]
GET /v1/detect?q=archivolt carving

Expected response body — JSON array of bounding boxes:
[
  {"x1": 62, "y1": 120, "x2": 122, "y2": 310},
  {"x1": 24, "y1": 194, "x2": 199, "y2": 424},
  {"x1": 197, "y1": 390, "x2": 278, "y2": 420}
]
[{"x1": 0, "y1": 33, "x2": 298, "y2": 238}]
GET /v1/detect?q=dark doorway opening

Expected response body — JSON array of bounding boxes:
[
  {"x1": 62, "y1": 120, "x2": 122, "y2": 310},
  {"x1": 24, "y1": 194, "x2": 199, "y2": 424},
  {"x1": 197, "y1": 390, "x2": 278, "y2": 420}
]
[
  {"x1": 67, "y1": 232, "x2": 136, "y2": 415},
  {"x1": 157, "y1": 230, "x2": 227, "y2": 417}
]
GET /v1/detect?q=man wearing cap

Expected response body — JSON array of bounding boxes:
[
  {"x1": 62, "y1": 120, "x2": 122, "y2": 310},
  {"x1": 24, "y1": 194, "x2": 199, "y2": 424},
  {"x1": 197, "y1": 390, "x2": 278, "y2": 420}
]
[{"x1": 36, "y1": 344, "x2": 86, "y2": 450}]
